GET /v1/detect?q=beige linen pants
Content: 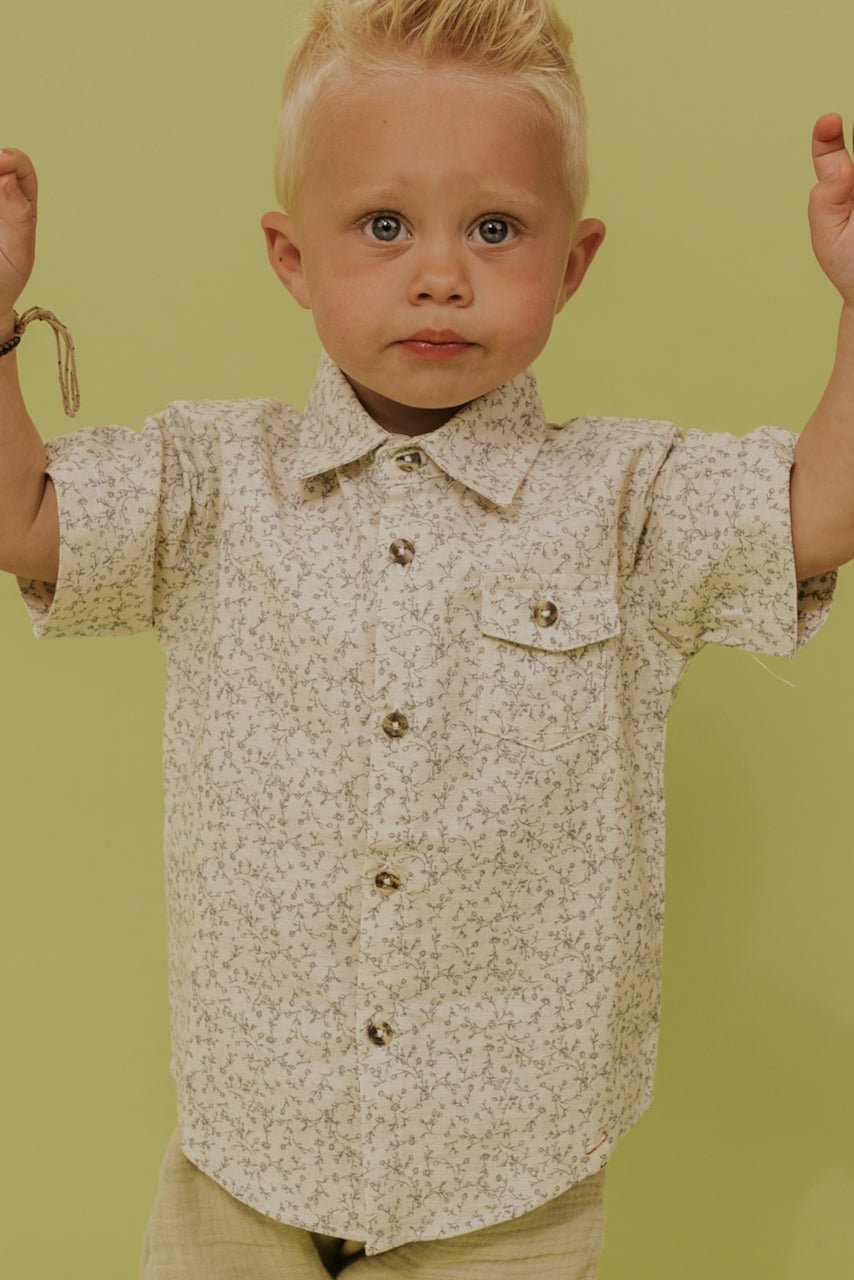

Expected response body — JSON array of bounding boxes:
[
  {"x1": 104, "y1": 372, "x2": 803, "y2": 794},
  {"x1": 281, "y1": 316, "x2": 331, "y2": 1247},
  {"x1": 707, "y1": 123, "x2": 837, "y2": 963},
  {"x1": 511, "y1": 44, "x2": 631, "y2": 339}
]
[{"x1": 140, "y1": 1131, "x2": 606, "y2": 1279}]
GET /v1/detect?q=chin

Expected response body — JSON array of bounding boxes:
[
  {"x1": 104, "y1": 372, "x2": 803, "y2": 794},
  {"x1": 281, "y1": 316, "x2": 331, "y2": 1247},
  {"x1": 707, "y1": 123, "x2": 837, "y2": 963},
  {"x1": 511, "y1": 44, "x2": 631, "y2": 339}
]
[{"x1": 391, "y1": 373, "x2": 500, "y2": 409}]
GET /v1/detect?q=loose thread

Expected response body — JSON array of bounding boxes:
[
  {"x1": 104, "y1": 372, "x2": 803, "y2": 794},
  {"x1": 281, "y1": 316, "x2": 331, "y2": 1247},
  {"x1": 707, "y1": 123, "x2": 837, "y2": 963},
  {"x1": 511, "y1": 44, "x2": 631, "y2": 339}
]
[
  {"x1": 16, "y1": 305, "x2": 80, "y2": 417},
  {"x1": 751, "y1": 654, "x2": 796, "y2": 688},
  {"x1": 585, "y1": 1134, "x2": 609, "y2": 1156}
]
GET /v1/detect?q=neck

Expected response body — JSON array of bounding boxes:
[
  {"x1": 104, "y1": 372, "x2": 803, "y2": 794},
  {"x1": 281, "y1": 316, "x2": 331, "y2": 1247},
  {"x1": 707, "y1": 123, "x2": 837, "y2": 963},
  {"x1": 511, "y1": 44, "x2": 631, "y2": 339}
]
[{"x1": 346, "y1": 375, "x2": 465, "y2": 436}]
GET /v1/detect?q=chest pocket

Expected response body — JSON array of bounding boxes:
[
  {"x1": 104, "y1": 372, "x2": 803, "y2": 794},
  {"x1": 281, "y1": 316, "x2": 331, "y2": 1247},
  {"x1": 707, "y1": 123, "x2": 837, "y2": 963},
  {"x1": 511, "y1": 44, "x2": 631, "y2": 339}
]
[{"x1": 477, "y1": 573, "x2": 621, "y2": 750}]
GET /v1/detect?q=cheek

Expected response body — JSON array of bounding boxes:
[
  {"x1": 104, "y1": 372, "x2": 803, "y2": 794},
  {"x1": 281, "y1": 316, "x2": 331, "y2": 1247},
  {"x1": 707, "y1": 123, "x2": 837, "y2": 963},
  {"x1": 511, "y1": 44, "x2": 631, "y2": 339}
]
[
  {"x1": 303, "y1": 288, "x2": 354, "y2": 352},
  {"x1": 496, "y1": 257, "x2": 565, "y2": 321},
  {"x1": 307, "y1": 264, "x2": 383, "y2": 344},
  {"x1": 503, "y1": 283, "x2": 561, "y2": 349}
]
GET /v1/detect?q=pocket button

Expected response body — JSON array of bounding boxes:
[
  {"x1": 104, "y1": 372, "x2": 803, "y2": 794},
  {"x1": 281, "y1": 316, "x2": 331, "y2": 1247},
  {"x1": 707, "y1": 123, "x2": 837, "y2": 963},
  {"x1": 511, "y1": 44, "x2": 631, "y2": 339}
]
[{"x1": 531, "y1": 599, "x2": 560, "y2": 628}]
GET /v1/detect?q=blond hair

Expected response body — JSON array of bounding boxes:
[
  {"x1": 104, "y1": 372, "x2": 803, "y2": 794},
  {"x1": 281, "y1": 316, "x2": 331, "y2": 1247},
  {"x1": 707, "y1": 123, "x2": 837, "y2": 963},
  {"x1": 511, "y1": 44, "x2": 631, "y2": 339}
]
[{"x1": 273, "y1": 0, "x2": 589, "y2": 220}]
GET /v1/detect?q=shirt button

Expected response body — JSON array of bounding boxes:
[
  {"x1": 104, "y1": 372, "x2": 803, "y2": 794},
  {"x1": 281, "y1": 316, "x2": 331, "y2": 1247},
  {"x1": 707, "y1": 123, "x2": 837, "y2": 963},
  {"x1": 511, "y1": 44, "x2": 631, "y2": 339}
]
[
  {"x1": 375, "y1": 868, "x2": 402, "y2": 894},
  {"x1": 532, "y1": 599, "x2": 560, "y2": 627},
  {"x1": 394, "y1": 449, "x2": 424, "y2": 472},
  {"x1": 389, "y1": 538, "x2": 416, "y2": 565},
  {"x1": 367, "y1": 1019, "x2": 394, "y2": 1046},
  {"x1": 382, "y1": 710, "x2": 409, "y2": 738}
]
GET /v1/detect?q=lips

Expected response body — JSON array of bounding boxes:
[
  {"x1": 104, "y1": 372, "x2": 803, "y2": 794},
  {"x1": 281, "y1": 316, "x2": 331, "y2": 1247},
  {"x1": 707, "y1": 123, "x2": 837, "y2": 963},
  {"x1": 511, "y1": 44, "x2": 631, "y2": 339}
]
[
  {"x1": 397, "y1": 329, "x2": 474, "y2": 359},
  {"x1": 405, "y1": 329, "x2": 470, "y2": 344}
]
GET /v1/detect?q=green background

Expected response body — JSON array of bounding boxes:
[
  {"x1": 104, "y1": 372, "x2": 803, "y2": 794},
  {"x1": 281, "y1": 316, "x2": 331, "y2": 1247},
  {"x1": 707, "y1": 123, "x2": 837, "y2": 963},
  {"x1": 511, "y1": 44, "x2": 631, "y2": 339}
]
[{"x1": 1, "y1": 0, "x2": 853, "y2": 1275}]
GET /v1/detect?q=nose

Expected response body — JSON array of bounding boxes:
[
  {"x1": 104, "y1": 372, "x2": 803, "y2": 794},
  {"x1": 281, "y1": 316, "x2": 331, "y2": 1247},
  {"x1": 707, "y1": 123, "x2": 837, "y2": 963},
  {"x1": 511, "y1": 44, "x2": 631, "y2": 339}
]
[{"x1": 406, "y1": 236, "x2": 473, "y2": 306}]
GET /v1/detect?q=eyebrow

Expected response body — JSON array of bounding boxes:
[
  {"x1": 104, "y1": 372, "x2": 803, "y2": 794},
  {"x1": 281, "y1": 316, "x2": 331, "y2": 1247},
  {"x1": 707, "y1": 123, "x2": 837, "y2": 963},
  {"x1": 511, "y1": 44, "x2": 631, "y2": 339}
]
[{"x1": 342, "y1": 183, "x2": 546, "y2": 216}]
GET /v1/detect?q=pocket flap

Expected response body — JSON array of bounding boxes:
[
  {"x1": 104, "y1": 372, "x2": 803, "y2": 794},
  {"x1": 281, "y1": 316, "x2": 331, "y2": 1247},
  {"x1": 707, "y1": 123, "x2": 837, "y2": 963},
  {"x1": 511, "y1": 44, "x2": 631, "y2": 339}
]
[{"x1": 481, "y1": 573, "x2": 621, "y2": 653}]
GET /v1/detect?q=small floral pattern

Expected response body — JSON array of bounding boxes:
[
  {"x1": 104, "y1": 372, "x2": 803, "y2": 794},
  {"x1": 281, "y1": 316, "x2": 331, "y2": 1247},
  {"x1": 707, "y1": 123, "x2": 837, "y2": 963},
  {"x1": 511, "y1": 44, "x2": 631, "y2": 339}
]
[{"x1": 20, "y1": 354, "x2": 834, "y2": 1254}]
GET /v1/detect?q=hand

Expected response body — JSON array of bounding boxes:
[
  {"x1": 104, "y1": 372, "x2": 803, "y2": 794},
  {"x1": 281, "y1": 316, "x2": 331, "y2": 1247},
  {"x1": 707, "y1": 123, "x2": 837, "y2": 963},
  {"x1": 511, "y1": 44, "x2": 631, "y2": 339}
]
[
  {"x1": 0, "y1": 148, "x2": 37, "y2": 323},
  {"x1": 810, "y1": 114, "x2": 854, "y2": 304}
]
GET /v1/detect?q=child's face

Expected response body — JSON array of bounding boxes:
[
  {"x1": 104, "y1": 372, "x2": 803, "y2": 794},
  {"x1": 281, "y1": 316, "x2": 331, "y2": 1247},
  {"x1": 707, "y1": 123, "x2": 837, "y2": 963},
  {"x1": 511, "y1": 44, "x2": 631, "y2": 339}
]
[{"x1": 262, "y1": 65, "x2": 604, "y2": 434}]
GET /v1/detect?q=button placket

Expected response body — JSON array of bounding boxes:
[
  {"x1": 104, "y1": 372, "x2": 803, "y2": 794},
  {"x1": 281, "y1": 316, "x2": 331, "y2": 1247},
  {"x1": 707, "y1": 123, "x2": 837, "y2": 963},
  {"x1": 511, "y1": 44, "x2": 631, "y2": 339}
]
[
  {"x1": 375, "y1": 454, "x2": 428, "y2": 748},
  {"x1": 361, "y1": 462, "x2": 428, "y2": 1080}
]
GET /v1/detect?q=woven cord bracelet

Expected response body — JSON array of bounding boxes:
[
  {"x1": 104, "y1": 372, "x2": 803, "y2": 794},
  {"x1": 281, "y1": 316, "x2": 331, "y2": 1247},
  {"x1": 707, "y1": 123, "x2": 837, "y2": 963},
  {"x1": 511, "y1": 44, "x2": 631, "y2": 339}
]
[
  {"x1": 0, "y1": 329, "x2": 21, "y2": 358},
  {"x1": 0, "y1": 306, "x2": 80, "y2": 417}
]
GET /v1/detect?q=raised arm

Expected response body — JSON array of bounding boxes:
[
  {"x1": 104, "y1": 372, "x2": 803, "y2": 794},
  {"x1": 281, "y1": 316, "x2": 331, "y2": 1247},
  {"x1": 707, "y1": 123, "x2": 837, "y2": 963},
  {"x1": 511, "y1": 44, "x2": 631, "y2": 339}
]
[
  {"x1": 791, "y1": 115, "x2": 854, "y2": 580},
  {"x1": 0, "y1": 148, "x2": 58, "y2": 583}
]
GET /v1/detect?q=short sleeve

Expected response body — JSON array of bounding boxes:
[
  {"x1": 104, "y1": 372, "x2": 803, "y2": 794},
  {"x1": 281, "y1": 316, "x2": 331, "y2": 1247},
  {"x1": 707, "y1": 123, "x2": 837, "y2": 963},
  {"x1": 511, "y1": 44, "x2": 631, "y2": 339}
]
[
  {"x1": 637, "y1": 425, "x2": 835, "y2": 657},
  {"x1": 18, "y1": 403, "x2": 216, "y2": 639}
]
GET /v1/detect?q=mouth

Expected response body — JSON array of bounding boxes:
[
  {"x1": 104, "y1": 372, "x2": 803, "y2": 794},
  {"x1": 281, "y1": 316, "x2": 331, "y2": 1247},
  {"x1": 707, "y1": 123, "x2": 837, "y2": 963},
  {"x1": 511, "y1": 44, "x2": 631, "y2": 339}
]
[{"x1": 397, "y1": 329, "x2": 475, "y2": 359}]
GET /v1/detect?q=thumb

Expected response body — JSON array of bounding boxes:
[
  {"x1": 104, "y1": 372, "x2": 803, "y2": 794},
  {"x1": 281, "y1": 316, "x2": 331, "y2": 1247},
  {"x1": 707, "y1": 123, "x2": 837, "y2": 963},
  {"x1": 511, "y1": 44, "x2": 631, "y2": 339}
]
[
  {"x1": 812, "y1": 113, "x2": 850, "y2": 184},
  {"x1": 0, "y1": 171, "x2": 28, "y2": 209},
  {"x1": 0, "y1": 148, "x2": 38, "y2": 213}
]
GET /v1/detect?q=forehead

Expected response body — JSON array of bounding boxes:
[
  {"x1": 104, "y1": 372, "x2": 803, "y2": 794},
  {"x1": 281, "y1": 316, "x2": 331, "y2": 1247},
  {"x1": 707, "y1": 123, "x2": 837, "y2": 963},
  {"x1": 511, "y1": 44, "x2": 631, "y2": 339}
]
[{"x1": 301, "y1": 63, "x2": 565, "y2": 207}]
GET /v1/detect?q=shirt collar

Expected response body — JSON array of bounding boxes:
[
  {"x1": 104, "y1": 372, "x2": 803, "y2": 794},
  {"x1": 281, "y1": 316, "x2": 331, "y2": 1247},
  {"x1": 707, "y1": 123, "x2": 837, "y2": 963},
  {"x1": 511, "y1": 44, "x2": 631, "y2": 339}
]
[{"x1": 290, "y1": 352, "x2": 548, "y2": 507}]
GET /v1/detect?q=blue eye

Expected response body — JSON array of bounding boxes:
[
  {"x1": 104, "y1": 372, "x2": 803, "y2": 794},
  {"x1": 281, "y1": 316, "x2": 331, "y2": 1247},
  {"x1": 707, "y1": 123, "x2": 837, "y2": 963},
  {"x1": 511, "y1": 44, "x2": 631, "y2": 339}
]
[
  {"x1": 366, "y1": 215, "x2": 404, "y2": 242},
  {"x1": 474, "y1": 219, "x2": 513, "y2": 244}
]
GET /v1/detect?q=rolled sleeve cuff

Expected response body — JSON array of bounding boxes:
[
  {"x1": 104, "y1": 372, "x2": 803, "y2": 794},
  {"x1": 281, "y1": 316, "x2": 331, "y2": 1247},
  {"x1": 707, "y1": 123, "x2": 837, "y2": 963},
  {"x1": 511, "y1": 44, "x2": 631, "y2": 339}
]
[
  {"x1": 19, "y1": 426, "x2": 162, "y2": 639},
  {"x1": 794, "y1": 570, "x2": 836, "y2": 653},
  {"x1": 646, "y1": 425, "x2": 836, "y2": 658},
  {"x1": 735, "y1": 427, "x2": 836, "y2": 658}
]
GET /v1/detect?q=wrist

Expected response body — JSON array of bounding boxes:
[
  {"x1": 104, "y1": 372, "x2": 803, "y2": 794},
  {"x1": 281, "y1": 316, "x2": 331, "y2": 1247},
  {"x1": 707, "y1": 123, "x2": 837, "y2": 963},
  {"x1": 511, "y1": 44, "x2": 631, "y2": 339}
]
[
  {"x1": 837, "y1": 300, "x2": 854, "y2": 336},
  {"x1": 0, "y1": 310, "x2": 17, "y2": 343}
]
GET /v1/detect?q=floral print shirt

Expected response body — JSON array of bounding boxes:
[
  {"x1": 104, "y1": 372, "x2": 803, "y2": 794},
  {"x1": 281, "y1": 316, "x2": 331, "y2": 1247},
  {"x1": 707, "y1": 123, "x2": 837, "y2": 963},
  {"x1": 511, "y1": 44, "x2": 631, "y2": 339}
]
[{"x1": 21, "y1": 354, "x2": 834, "y2": 1254}]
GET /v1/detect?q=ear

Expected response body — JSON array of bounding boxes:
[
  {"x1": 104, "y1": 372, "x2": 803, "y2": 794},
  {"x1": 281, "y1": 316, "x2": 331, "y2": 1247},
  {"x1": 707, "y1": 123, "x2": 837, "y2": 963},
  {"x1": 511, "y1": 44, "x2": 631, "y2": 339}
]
[
  {"x1": 260, "y1": 211, "x2": 311, "y2": 310},
  {"x1": 555, "y1": 218, "x2": 606, "y2": 313}
]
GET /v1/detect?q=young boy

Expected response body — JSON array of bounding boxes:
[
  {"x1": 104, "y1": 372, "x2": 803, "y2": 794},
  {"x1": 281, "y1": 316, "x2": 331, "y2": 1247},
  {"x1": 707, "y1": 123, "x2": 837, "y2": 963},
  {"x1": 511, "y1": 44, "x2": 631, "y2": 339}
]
[{"x1": 1, "y1": 0, "x2": 852, "y2": 1276}]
